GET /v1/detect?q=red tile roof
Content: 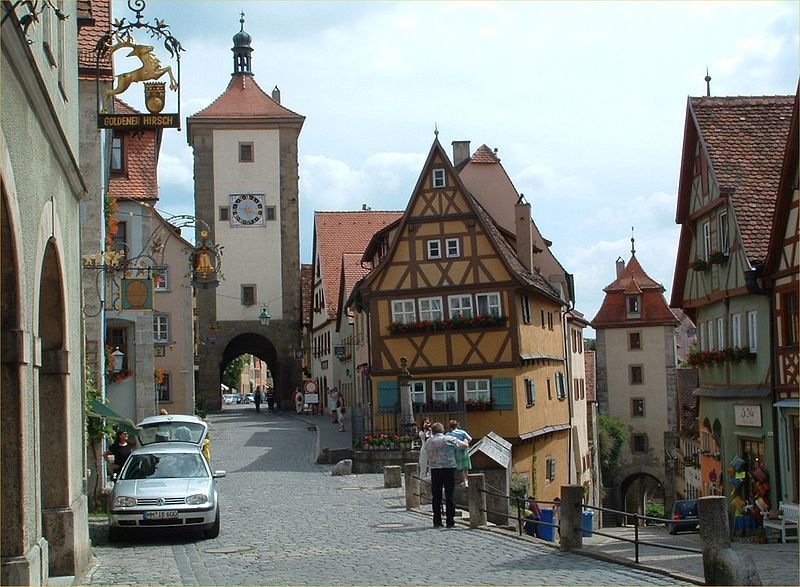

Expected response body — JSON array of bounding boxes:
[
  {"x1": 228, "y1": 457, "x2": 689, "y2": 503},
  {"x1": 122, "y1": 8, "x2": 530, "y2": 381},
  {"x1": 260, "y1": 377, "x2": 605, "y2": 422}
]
[
  {"x1": 592, "y1": 255, "x2": 679, "y2": 328},
  {"x1": 107, "y1": 99, "x2": 160, "y2": 201},
  {"x1": 301, "y1": 264, "x2": 313, "y2": 327},
  {"x1": 77, "y1": 0, "x2": 112, "y2": 80},
  {"x1": 471, "y1": 144, "x2": 501, "y2": 164},
  {"x1": 584, "y1": 351, "x2": 596, "y2": 402},
  {"x1": 338, "y1": 253, "x2": 372, "y2": 328},
  {"x1": 189, "y1": 75, "x2": 305, "y2": 121},
  {"x1": 690, "y1": 96, "x2": 794, "y2": 263},
  {"x1": 315, "y1": 211, "x2": 403, "y2": 321}
]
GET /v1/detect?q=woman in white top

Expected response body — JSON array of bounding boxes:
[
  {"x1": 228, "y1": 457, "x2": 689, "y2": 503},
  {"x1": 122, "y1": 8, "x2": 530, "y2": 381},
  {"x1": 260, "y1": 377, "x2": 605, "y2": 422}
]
[{"x1": 417, "y1": 418, "x2": 432, "y2": 478}]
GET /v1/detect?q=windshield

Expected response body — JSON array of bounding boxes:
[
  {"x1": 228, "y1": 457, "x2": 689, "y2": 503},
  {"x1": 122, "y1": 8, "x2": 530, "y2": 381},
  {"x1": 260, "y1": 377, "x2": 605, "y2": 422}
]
[
  {"x1": 138, "y1": 421, "x2": 206, "y2": 445},
  {"x1": 121, "y1": 452, "x2": 208, "y2": 480},
  {"x1": 674, "y1": 501, "x2": 698, "y2": 515}
]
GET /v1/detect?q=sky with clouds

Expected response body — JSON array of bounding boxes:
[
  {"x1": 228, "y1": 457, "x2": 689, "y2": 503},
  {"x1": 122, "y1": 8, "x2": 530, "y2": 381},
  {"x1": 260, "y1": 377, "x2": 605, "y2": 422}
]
[{"x1": 115, "y1": 1, "x2": 799, "y2": 333}]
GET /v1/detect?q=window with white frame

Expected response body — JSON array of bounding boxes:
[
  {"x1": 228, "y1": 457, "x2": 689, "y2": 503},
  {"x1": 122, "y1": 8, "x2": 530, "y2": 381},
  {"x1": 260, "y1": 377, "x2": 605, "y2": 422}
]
[
  {"x1": 448, "y1": 295, "x2": 473, "y2": 319},
  {"x1": 521, "y1": 294, "x2": 532, "y2": 324},
  {"x1": 555, "y1": 372, "x2": 566, "y2": 399},
  {"x1": 432, "y1": 168, "x2": 446, "y2": 188},
  {"x1": 747, "y1": 311, "x2": 758, "y2": 351},
  {"x1": 731, "y1": 314, "x2": 742, "y2": 348},
  {"x1": 476, "y1": 292, "x2": 502, "y2": 317},
  {"x1": 716, "y1": 317, "x2": 725, "y2": 349},
  {"x1": 432, "y1": 380, "x2": 457, "y2": 404},
  {"x1": 391, "y1": 299, "x2": 416, "y2": 324},
  {"x1": 419, "y1": 297, "x2": 444, "y2": 321},
  {"x1": 525, "y1": 378, "x2": 536, "y2": 406},
  {"x1": 464, "y1": 379, "x2": 490, "y2": 403},
  {"x1": 153, "y1": 314, "x2": 169, "y2": 344},
  {"x1": 153, "y1": 268, "x2": 169, "y2": 291},
  {"x1": 546, "y1": 457, "x2": 556, "y2": 481},
  {"x1": 427, "y1": 239, "x2": 442, "y2": 259},
  {"x1": 445, "y1": 238, "x2": 460, "y2": 258},
  {"x1": 702, "y1": 220, "x2": 711, "y2": 261},
  {"x1": 718, "y1": 212, "x2": 729, "y2": 253},
  {"x1": 411, "y1": 381, "x2": 426, "y2": 404}
]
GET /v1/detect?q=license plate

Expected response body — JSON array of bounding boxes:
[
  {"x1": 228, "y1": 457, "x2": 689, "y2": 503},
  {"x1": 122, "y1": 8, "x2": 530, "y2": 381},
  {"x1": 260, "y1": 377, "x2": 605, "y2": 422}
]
[{"x1": 143, "y1": 510, "x2": 178, "y2": 520}]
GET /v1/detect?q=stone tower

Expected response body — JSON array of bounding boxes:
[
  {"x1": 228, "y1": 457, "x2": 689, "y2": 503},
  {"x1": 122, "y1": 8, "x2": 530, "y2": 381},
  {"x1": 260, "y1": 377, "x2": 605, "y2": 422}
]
[{"x1": 187, "y1": 16, "x2": 305, "y2": 411}]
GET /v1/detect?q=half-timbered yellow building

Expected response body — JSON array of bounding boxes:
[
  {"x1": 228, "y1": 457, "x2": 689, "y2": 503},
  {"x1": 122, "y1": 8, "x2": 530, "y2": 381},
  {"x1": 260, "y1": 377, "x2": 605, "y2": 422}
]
[{"x1": 350, "y1": 138, "x2": 573, "y2": 499}]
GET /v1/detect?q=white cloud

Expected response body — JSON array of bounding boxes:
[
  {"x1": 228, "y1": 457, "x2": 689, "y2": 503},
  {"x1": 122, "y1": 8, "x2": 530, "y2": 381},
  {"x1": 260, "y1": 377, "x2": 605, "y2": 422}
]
[{"x1": 157, "y1": 151, "x2": 193, "y2": 188}]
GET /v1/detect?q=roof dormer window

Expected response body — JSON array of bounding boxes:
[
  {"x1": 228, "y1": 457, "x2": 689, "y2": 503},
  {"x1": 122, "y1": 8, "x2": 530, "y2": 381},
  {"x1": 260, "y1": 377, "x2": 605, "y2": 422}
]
[{"x1": 627, "y1": 295, "x2": 641, "y2": 318}]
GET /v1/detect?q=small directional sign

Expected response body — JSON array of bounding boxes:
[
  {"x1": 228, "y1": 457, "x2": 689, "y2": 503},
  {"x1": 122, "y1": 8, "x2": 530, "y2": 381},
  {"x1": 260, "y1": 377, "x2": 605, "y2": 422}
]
[{"x1": 334, "y1": 346, "x2": 345, "y2": 357}]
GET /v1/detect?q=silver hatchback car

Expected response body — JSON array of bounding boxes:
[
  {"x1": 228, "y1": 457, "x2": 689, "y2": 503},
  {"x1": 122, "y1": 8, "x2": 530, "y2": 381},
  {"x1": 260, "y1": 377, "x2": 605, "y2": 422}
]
[{"x1": 108, "y1": 442, "x2": 225, "y2": 541}]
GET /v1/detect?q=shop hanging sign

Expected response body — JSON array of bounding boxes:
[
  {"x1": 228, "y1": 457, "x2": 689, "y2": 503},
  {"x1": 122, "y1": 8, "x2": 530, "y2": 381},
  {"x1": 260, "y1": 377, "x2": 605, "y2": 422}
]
[
  {"x1": 94, "y1": 0, "x2": 183, "y2": 130},
  {"x1": 734, "y1": 404, "x2": 762, "y2": 427}
]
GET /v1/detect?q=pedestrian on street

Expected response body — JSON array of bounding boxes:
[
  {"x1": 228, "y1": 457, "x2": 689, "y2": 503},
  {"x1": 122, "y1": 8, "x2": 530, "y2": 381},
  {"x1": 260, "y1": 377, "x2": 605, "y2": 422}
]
[
  {"x1": 294, "y1": 387, "x2": 304, "y2": 414},
  {"x1": 254, "y1": 386, "x2": 262, "y2": 412},
  {"x1": 446, "y1": 419, "x2": 472, "y2": 487},
  {"x1": 328, "y1": 387, "x2": 340, "y2": 424},
  {"x1": 524, "y1": 497, "x2": 542, "y2": 538},
  {"x1": 266, "y1": 388, "x2": 275, "y2": 412},
  {"x1": 418, "y1": 418, "x2": 432, "y2": 478},
  {"x1": 425, "y1": 421, "x2": 469, "y2": 528},
  {"x1": 103, "y1": 429, "x2": 134, "y2": 476},
  {"x1": 552, "y1": 496, "x2": 562, "y2": 540}
]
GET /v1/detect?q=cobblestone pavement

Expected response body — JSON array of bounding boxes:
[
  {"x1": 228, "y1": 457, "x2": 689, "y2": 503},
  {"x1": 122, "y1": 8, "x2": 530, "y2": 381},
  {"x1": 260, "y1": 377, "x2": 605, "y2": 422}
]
[
  {"x1": 581, "y1": 525, "x2": 799, "y2": 586},
  {"x1": 84, "y1": 406, "x2": 688, "y2": 586}
]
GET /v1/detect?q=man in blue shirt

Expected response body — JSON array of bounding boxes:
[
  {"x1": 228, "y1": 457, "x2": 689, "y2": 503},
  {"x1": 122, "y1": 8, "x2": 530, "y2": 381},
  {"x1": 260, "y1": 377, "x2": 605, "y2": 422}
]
[{"x1": 425, "y1": 422, "x2": 469, "y2": 528}]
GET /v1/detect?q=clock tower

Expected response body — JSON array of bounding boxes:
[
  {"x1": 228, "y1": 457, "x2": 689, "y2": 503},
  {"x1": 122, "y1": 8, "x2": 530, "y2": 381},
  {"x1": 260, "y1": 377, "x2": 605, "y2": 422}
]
[{"x1": 187, "y1": 15, "x2": 305, "y2": 411}]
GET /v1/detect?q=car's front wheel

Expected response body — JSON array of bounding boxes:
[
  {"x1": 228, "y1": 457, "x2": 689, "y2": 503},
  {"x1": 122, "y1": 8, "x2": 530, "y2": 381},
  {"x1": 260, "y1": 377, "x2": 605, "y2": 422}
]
[
  {"x1": 668, "y1": 524, "x2": 678, "y2": 535},
  {"x1": 203, "y1": 509, "x2": 220, "y2": 539},
  {"x1": 108, "y1": 525, "x2": 124, "y2": 542}
]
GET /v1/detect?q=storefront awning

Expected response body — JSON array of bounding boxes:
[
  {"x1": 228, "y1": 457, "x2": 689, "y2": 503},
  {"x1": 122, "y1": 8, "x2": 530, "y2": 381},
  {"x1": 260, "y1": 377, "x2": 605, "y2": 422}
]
[
  {"x1": 88, "y1": 399, "x2": 140, "y2": 435},
  {"x1": 773, "y1": 398, "x2": 799, "y2": 409}
]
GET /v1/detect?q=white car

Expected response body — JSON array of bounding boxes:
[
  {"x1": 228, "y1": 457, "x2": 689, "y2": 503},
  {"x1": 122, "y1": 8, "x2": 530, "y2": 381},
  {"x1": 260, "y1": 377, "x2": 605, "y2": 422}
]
[
  {"x1": 108, "y1": 443, "x2": 225, "y2": 541},
  {"x1": 222, "y1": 393, "x2": 237, "y2": 405}
]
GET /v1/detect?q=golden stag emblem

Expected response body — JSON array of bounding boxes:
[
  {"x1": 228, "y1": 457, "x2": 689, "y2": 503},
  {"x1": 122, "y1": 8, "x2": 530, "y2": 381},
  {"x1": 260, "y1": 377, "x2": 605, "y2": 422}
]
[{"x1": 103, "y1": 33, "x2": 178, "y2": 113}]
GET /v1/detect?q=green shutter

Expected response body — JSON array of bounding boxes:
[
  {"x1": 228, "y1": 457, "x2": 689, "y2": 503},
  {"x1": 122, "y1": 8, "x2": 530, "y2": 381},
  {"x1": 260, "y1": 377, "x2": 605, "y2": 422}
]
[
  {"x1": 492, "y1": 377, "x2": 514, "y2": 410},
  {"x1": 377, "y1": 380, "x2": 399, "y2": 413}
]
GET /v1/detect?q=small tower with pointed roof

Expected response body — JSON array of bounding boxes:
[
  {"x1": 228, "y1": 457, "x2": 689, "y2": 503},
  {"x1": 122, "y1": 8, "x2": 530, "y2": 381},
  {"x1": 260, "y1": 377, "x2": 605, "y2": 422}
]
[
  {"x1": 591, "y1": 244, "x2": 680, "y2": 514},
  {"x1": 187, "y1": 16, "x2": 306, "y2": 412}
]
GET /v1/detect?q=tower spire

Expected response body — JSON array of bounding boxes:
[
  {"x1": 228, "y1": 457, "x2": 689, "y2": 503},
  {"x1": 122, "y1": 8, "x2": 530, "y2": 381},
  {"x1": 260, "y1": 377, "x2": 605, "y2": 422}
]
[
  {"x1": 631, "y1": 226, "x2": 636, "y2": 256},
  {"x1": 704, "y1": 67, "x2": 711, "y2": 97},
  {"x1": 231, "y1": 13, "x2": 253, "y2": 76}
]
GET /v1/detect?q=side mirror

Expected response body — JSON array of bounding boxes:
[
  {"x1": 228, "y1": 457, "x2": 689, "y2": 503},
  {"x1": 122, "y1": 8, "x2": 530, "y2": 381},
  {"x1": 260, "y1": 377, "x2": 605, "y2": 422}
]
[
  {"x1": 111, "y1": 472, "x2": 118, "y2": 483},
  {"x1": 213, "y1": 470, "x2": 227, "y2": 479}
]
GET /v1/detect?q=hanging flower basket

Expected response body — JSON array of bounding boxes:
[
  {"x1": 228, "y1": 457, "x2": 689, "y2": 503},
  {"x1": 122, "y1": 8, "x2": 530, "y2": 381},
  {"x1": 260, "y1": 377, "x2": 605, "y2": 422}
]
[{"x1": 691, "y1": 258, "x2": 710, "y2": 272}]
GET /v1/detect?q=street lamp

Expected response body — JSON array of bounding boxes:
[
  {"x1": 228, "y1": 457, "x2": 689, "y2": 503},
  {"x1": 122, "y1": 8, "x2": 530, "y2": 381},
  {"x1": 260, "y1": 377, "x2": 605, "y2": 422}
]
[
  {"x1": 397, "y1": 356, "x2": 415, "y2": 435},
  {"x1": 110, "y1": 348, "x2": 125, "y2": 373},
  {"x1": 259, "y1": 306, "x2": 271, "y2": 326}
]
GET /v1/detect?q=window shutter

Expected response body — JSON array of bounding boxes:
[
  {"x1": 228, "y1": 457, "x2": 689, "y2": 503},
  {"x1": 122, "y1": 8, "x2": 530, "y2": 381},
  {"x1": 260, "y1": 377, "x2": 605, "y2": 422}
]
[
  {"x1": 377, "y1": 380, "x2": 399, "y2": 413},
  {"x1": 492, "y1": 377, "x2": 514, "y2": 410}
]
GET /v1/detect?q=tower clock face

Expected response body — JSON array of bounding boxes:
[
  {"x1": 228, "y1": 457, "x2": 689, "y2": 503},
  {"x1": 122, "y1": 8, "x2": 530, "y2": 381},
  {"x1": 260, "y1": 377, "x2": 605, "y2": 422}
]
[{"x1": 230, "y1": 194, "x2": 265, "y2": 226}]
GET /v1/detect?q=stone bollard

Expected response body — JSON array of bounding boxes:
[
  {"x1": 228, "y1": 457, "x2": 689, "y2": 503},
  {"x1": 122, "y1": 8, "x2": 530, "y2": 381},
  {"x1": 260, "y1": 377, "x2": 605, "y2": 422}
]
[
  {"x1": 468, "y1": 473, "x2": 487, "y2": 528},
  {"x1": 559, "y1": 485, "x2": 583, "y2": 552},
  {"x1": 403, "y1": 463, "x2": 420, "y2": 510},
  {"x1": 384, "y1": 465, "x2": 402, "y2": 488},
  {"x1": 698, "y1": 496, "x2": 760, "y2": 585}
]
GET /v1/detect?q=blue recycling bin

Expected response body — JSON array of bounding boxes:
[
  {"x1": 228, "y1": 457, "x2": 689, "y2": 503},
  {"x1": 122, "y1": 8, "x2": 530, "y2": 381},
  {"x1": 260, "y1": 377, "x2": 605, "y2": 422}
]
[
  {"x1": 582, "y1": 510, "x2": 594, "y2": 537},
  {"x1": 539, "y1": 508, "x2": 556, "y2": 542}
]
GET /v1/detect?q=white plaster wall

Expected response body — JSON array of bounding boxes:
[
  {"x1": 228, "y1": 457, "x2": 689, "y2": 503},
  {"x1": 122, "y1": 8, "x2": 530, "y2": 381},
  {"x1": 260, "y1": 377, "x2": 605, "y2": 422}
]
[
  {"x1": 604, "y1": 326, "x2": 669, "y2": 465},
  {"x1": 213, "y1": 129, "x2": 283, "y2": 321}
]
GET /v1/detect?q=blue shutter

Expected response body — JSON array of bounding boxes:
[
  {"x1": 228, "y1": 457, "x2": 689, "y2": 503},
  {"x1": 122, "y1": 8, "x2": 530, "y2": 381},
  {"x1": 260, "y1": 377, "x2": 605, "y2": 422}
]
[
  {"x1": 492, "y1": 377, "x2": 514, "y2": 410},
  {"x1": 377, "y1": 380, "x2": 399, "y2": 413}
]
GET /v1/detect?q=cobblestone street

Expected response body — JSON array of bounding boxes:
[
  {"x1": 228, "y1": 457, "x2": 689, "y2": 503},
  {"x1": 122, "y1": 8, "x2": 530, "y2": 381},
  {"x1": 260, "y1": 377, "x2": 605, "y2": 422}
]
[{"x1": 84, "y1": 406, "x2": 688, "y2": 585}]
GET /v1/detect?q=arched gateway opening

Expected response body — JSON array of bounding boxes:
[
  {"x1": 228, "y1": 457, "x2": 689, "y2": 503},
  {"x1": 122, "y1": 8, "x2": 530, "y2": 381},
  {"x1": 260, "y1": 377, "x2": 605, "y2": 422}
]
[
  {"x1": 619, "y1": 472, "x2": 665, "y2": 524},
  {"x1": 221, "y1": 333, "x2": 279, "y2": 395}
]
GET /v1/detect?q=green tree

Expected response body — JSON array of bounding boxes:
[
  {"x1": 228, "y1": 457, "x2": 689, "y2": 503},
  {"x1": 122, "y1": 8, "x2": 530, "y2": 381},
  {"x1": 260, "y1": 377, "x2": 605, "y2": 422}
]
[
  {"x1": 222, "y1": 354, "x2": 250, "y2": 391},
  {"x1": 598, "y1": 414, "x2": 628, "y2": 487}
]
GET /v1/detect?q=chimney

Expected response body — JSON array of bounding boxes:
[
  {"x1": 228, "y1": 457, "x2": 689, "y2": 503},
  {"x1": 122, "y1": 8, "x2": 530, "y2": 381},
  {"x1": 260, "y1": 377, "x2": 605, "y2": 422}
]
[
  {"x1": 361, "y1": 203, "x2": 371, "y2": 211},
  {"x1": 515, "y1": 199, "x2": 534, "y2": 272},
  {"x1": 615, "y1": 257, "x2": 625, "y2": 278},
  {"x1": 272, "y1": 86, "x2": 281, "y2": 104},
  {"x1": 452, "y1": 140, "x2": 471, "y2": 167}
]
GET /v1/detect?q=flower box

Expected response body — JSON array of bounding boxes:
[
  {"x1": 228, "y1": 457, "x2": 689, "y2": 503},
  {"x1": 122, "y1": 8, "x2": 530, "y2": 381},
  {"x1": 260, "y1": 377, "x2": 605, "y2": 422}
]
[
  {"x1": 388, "y1": 314, "x2": 507, "y2": 335},
  {"x1": 691, "y1": 258, "x2": 710, "y2": 272}
]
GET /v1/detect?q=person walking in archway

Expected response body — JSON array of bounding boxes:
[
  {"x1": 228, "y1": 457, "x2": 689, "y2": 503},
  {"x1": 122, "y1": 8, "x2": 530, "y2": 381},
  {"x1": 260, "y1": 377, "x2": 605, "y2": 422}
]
[
  {"x1": 294, "y1": 387, "x2": 304, "y2": 414},
  {"x1": 254, "y1": 385, "x2": 262, "y2": 412},
  {"x1": 266, "y1": 388, "x2": 275, "y2": 412}
]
